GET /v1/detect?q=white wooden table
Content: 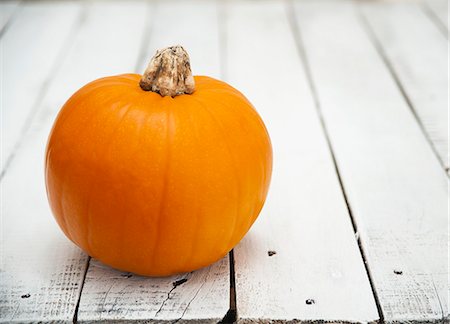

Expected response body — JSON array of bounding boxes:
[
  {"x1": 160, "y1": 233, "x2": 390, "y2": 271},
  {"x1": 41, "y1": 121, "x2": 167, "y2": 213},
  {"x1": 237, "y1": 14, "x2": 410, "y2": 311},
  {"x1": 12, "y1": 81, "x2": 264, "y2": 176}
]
[{"x1": 1, "y1": 0, "x2": 448, "y2": 322}]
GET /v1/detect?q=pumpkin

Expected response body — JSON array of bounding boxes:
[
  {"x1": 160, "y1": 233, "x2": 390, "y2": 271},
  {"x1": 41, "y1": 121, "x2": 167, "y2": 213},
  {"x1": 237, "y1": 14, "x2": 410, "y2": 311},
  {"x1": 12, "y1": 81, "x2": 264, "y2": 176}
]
[{"x1": 45, "y1": 46, "x2": 272, "y2": 276}]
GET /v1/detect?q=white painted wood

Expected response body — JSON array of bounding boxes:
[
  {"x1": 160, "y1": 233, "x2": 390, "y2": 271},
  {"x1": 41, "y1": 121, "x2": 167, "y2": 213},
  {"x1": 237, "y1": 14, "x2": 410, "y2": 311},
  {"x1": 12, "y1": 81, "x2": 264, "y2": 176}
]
[
  {"x1": 225, "y1": 1, "x2": 379, "y2": 322},
  {"x1": 361, "y1": 1, "x2": 448, "y2": 171},
  {"x1": 0, "y1": 1, "x2": 149, "y2": 322},
  {"x1": 78, "y1": 258, "x2": 230, "y2": 323},
  {"x1": 294, "y1": 1, "x2": 449, "y2": 322},
  {"x1": 0, "y1": 133, "x2": 88, "y2": 323},
  {"x1": 425, "y1": 0, "x2": 449, "y2": 31},
  {"x1": 2, "y1": 1, "x2": 448, "y2": 322},
  {"x1": 0, "y1": 0, "x2": 20, "y2": 33},
  {"x1": 41, "y1": 0, "x2": 150, "y2": 118},
  {"x1": 137, "y1": 0, "x2": 221, "y2": 79},
  {"x1": 78, "y1": 1, "x2": 231, "y2": 322},
  {"x1": 0, "y1": 1, "x2": 81, "y2": 174}
]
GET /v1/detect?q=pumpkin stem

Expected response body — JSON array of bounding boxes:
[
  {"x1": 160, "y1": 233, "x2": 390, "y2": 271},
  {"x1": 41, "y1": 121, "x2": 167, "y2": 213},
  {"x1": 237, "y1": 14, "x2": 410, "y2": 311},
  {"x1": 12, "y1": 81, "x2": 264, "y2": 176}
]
[{"x1": 139, "y1": 45, "x2": 195, "y2": 97}]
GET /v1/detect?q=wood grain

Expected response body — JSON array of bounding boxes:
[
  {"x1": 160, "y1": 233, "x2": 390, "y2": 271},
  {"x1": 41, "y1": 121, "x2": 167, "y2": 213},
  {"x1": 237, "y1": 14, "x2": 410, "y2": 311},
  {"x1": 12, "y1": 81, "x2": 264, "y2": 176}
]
[
  {"x1": 225, "y1": 0, "x2": 379, "y2": 322},
  {"x1": 424, "y1": 0, "x2": 449, "y2": 32},
  {"x1": 360, "y1": 1, "x2": 448, "y2": 171},
  {"x1": 0, "y1": 0, "x2": 20, "y2": 34},
  {"x1": 0, "y1": 1, "x2": 149, "y2": 322},
  {"x1": 40, "y1": 0, "x2": 149, "y2": 117},
  {"x1": 0, "y1": 3, "x2": 85, "y2": 323},
  {"x1": 136, "y1": 0, "x2": 221, "y2": 79},
  {"x1": 2, "y1": 0, "x2": 447, "y2": 322},
  {"x1": 77, "y1": 1, "x2": 231, "y2": 322},
  {"x1": 294, "y1": 1, "x2": 449, "y2": 322},
  {"x1": 78, "y1": 258, "x2": 230, "y2": 323}
]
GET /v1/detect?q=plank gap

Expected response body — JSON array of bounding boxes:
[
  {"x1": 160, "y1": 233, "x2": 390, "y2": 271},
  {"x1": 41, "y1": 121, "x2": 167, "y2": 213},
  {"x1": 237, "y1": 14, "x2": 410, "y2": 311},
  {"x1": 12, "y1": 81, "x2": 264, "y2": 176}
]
[
  {"x1": 133, "y1": 0, "x2": 155, "y2": 73},
  {"x1": 73, "y1": 256, "x2": 91, "y2": 323},
  {"x1": 0, "y1": 2, "x2": 88, "y2": 181},
  {"x1": 217, "y1": 0, "x2": 228, "y2": 82},
  {"x1": 0, "y1": 0, "x2": 22, "y2": 37},
  {"x1": 292, "y1": 0, "x2": 448, "y2": 320},
  {"x1": 355, "y1": 1, "x2": 449, "y2": 176},
  {"x1": 218, "y1": 5, "x2": 236, "y2": 321},
  {"x1": 420, "y1": 1, "x2": 449, "y2": 39},
  {"x1": 286, "y1": 0, "x2": 385, "y2": 322},
  {"x1": 220, "y1": 250, "x2": 237, "y2": 323}
]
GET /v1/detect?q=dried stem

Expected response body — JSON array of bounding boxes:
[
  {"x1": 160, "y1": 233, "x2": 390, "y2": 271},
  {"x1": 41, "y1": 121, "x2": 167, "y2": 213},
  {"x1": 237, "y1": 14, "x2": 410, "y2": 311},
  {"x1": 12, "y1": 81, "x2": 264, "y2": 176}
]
[{"x1": 139, "y1": 45, "x2": 195, "y2": 97}]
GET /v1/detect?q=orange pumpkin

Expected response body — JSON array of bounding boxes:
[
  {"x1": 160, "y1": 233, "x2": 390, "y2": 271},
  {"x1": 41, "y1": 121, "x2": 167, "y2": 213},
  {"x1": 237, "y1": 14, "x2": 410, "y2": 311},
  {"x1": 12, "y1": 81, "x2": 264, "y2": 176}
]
[{"x1": 45, "y1": 46, "x2": 272, "y2": 276}]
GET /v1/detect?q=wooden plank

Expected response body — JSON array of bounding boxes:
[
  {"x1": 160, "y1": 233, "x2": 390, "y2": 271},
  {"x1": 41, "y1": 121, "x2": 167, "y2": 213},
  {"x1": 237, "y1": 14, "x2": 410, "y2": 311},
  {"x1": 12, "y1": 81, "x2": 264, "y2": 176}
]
[
  {"x1": 360, "y1": 1, "x2": 448, "y2": 172},
  {"x1": 77, "y1": 1, "x2": 231, "y2": 322},
  {"x1": 225, "y1": 1, "x2": 379, "y2": 322},
  {"x1": 294, "y1": 1, "x2": 449, "y2": 322},
  {"x1": 0, "y1": 1, "x2": 149, "y2": 323},
  {"x1": 0, "y1": 1, "x2": 81, "y2": 175},
  {"x1": 0, "y1": 0, "x2": 20, "y2": 34},
  {"x1": 136, "y1": 0, "x2": 221, "y2": 79},
  {"x1": 424, "y1": 0, "x2": 449, "y2": 32},
  {"x1": 41, "y1": 0, "x2": 149, "y2": 118},
  {"x1": 0, "y1": 127, "x2": 88, "y2": 324},
  {"x1": 0, "y1": 3, "x2": 84, "y2": 323},
  {"x1": 79, "y1": 258, "x2": 230, "y2": 323}
]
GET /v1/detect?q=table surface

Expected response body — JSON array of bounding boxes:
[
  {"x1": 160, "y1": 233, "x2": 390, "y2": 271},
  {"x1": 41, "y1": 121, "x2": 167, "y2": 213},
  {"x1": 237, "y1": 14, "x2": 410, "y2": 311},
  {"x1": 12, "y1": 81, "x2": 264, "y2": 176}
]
[{"x1": 0, "y1": 0, "x2": 448, "y2": 323}]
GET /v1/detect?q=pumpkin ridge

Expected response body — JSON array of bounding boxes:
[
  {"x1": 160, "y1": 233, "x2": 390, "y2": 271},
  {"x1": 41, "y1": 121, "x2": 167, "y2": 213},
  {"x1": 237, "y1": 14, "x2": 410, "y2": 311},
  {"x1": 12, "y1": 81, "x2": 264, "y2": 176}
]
[
  {"x1": 45, "y1": 147, "x2": 71, "y2": 240},
  {"x1": 89, "y1": 102, "x2": 135, "y2": 260},
  {"x1": 51, "y1": 94, "x2": 116, "y2": 247},
  {"x1": 57, "y1": 176, "x2": 74, "y2": 243},
  {"x1": 175, "y1": 106, "x2": 201, "y2": 272},
  {"x1": 149, "y1": 100, "x2": 173, "y2": 270},
  {"x1": 189, "y1": 96, "x2": 241, "y2": 256},
  {"x1": 201, "y1": 88, "x2": 270, "y2": 160},
  {"x1": 195, "y1": 93, "x2": 270, "y2": 243},
  {"x1": 114, "y1": 99, "x2": 163, "y2": 272},
  {"x1": 196, "y1": 82, "x2": 249, "y2": 103}
]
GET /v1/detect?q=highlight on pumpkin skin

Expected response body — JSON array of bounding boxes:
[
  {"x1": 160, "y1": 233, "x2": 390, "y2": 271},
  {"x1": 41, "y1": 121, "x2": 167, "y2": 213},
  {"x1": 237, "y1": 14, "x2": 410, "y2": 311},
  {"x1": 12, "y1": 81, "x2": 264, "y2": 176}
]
[
  {"x1": 139, "y1": 45, "x2": 195, "y2": 97},
  {"x1": 45, "y1": 45, "x2": 273, "y2": 276}
]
